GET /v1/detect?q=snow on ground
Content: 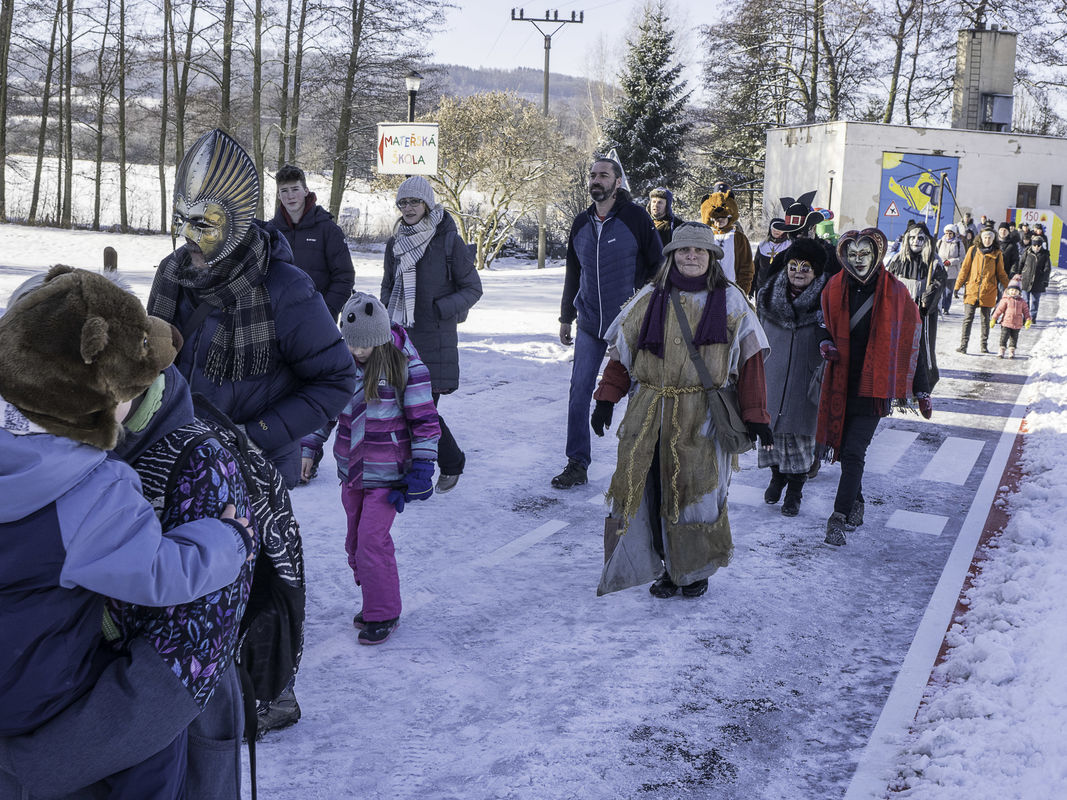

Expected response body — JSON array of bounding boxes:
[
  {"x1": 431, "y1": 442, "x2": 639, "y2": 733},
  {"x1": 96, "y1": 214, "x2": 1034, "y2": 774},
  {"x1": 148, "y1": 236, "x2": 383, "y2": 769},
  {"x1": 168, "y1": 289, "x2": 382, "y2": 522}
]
[
  {"x1": 1, "y1": 222, "x2": 1066, "y2": 799},
  {"x1": 885, "y1": 279, "x2": 1067, "y2": 799}
]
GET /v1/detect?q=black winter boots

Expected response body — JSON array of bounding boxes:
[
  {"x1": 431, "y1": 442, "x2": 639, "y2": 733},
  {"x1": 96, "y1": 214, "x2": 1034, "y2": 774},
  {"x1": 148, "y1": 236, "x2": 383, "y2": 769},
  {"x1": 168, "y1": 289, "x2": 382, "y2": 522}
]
[
  {"x1": 764, "y1": 466, "x2": 788, "y2": 504},
  {"x1": 781, "y1": 475, "x2": 806, "y2": 517}
]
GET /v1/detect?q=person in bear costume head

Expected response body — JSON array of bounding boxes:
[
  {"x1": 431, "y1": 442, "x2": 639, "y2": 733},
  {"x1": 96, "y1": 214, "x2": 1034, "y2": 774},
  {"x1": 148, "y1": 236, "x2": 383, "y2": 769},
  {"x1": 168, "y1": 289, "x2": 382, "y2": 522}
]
[
  {"x1": 0, "y1": 264, "x2": 181, "y2": 448},
  {"x1": 699, "y1": 187, "x2": 755, "y2": 294},
  {"x1": 0, "y1": 265, "x2": 252, "y2": 799}
]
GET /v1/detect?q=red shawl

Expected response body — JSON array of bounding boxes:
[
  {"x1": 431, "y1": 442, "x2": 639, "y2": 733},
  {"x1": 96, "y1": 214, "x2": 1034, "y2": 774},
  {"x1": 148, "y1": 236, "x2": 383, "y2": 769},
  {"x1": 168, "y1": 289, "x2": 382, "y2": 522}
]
[{"x1": 816, "y1": 267, "x2": 920, "y2": 459}]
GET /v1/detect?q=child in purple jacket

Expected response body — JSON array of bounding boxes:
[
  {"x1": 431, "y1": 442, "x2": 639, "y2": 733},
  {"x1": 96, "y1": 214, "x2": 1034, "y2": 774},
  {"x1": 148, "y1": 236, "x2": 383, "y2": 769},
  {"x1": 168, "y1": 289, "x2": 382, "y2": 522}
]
[{"x1": 302, "y1": 293, "x2": 440, "y2": 645}]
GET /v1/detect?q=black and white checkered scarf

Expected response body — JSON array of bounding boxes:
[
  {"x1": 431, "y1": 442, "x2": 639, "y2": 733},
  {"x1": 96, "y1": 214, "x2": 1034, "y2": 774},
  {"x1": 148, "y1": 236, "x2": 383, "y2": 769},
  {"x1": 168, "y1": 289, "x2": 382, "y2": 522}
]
[{"x1": 149, "y1": 225, "x2": 275, "y2": 383}]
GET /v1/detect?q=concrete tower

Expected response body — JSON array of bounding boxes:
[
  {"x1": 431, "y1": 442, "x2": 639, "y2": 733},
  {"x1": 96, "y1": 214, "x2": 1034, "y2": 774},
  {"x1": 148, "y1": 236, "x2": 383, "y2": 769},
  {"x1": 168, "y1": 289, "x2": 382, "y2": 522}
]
[{"x1": 951, "y1": 25, "x2": 1017, "y2": 131}]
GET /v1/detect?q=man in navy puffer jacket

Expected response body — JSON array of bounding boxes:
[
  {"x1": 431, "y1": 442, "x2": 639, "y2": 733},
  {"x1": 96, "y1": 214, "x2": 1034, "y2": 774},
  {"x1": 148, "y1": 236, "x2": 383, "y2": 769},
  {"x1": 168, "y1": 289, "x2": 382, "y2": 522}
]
[
  {"x1": 553, "y1": 157, "x2": 663, "y2": 489},
  {"x1": 271, "y1": 164, "x2": 355, "y2": 320}
]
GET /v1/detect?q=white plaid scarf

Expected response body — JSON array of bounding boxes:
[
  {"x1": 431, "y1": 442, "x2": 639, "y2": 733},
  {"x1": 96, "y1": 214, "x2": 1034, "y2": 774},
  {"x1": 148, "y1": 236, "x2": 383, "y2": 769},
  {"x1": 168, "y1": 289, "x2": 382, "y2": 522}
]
[{"x1": 388, "y1": 204, "x2": 445, "y2": 327}]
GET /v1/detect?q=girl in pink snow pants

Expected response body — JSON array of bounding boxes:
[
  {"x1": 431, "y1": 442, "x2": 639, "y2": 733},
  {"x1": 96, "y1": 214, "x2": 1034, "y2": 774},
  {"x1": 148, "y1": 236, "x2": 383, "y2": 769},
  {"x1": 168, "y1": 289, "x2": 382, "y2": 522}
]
[{"x1": 302, "y1": 293, "x2": 440, "y2": 645}]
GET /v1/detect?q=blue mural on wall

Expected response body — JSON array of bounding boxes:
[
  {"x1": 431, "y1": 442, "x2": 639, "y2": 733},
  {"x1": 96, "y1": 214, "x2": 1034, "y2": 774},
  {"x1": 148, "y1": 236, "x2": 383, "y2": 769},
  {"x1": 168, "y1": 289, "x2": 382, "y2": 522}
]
[{"x1": 879, "y1": 152, "x2": 959, "y2": 242}]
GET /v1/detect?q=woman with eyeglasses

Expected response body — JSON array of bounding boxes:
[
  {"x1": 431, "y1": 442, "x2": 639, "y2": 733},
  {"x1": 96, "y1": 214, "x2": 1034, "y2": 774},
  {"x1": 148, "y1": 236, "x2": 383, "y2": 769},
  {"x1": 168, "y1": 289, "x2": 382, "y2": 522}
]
[
  {"x1": 381, "y1": 176, "x2": 482, "y2": 494},
  {"x1": 755, "y1": 238, "x2": 830, "y2": 517}
]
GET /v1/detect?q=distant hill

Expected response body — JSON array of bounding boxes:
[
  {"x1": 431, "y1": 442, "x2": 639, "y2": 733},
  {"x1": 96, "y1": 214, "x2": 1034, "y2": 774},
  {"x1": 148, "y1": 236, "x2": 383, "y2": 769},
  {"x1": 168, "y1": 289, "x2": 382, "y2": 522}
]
[{"x1": 436, "y1": 64, "x2": 608, "y2": 105}]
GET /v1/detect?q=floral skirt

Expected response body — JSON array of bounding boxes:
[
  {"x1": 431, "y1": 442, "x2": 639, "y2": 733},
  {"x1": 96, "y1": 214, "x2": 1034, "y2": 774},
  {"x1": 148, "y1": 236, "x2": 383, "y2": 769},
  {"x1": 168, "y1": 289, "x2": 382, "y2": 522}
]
[{"x1": 757, "y1": 432, "x2": 817, "y2": 474}]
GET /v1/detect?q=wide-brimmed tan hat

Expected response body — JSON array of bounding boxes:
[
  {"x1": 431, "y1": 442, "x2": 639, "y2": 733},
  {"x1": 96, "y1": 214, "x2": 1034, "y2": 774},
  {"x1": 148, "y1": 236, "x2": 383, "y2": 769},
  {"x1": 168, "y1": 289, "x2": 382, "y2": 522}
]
[{"x1": 661, "y1": 222, "x2": 725, "y2": 260}]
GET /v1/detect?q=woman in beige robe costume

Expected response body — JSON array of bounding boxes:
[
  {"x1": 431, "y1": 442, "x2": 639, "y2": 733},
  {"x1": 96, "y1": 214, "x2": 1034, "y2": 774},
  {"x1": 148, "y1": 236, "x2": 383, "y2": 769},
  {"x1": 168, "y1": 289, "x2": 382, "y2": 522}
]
[{"x1": 592, "y1": 223, "x2": 771, "y2": 598}]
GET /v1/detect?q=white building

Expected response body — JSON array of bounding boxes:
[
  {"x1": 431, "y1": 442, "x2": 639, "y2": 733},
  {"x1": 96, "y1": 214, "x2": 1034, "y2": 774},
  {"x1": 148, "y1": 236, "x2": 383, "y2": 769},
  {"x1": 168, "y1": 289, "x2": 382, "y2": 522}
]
[{"x1": 763, "y1": 120, "x2": 1067, "y2": 267}]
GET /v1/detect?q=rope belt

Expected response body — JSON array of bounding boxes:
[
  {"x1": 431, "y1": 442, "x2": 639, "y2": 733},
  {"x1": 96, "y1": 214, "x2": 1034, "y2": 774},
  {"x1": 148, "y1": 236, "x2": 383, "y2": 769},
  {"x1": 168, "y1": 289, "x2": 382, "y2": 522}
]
[{"x1": 621, "y1": 383, "x2": 705, "y2": 529}]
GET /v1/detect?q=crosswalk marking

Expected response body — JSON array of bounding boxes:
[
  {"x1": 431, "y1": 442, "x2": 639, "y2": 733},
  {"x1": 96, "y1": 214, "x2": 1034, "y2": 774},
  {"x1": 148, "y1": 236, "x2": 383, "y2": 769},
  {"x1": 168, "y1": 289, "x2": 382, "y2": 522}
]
[
  {"x1": 866, "y1": 429, "x2": 919, "y2": 474},
  {"x1": 476, "y1": 519, "x2": 569, "y2": 567},
  {"x1": 920, "y1": 436, "x2": 985, "y2": 484},
  {"x1": 886, "y1": 510, "x2": 948, "y2": 536}
]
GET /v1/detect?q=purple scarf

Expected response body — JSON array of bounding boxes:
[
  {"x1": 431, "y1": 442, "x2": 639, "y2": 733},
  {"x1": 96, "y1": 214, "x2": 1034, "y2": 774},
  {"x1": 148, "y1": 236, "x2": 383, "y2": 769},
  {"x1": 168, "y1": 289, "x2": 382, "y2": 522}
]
[{"x1": 637, "y1": 264, "x2": 728, "y2": 357}]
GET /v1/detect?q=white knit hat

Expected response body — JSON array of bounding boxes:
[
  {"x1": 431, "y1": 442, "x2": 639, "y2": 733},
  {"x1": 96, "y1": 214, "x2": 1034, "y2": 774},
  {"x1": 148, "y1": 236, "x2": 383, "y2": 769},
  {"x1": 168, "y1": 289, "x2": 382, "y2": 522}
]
[
  {"x1": 396, "y1": 175, "x2": 435, "y2": 208},
  {"x1": 339, "y1": 292, "x2": 392, "y2": 349}
]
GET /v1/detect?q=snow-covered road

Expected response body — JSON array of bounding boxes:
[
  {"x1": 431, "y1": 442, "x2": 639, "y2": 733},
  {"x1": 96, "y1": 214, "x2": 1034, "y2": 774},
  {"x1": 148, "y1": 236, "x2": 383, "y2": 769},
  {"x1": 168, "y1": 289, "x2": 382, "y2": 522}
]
[{"x1": 1, "y1": 223, "x2": 1064, "y2": 799}]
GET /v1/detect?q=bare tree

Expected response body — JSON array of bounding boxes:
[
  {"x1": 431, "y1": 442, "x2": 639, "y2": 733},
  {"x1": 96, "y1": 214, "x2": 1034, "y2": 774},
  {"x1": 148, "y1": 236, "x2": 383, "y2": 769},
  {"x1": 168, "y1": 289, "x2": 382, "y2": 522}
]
[
  {"x1": 327, "y1": 0, "x2": 366, "y2": 217},
  {"x1": 92, "y1": 0, "x2": 117, "y2": 231},
  {"x1": 431, "y1": 92, "x2": 574, "y2": 269},
  {"x1": 28, "y1": 0, "x2": 63, "y2": 224},
  {"x1": 0, "y1": 0, "x2": 14, "y2": 222},
  {"x1": 117, "y1": 0, "x2": 128, "y2": 229},
  {"x1": 61, "y1": 0, "x2": 73, "y2": 228},
  {"x1": 220, "y1": 0, "x2": 234, "y2": 132}
]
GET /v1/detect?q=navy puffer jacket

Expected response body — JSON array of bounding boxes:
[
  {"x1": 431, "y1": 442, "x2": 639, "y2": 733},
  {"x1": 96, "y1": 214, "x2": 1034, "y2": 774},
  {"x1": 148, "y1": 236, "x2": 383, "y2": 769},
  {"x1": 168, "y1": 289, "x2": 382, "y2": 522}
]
[
  {"x1": 560, "y1": 196, "x2": 663, "y2": 339},
  {"x1": 158, "y1": 222, "x2": 357, "y2": 487},
  {"x1": 381, "y1": 212, "x2": 482, "y2": 394},
  {"x1": 271, "y1": 202, "x2": 355, "y2": 319}
]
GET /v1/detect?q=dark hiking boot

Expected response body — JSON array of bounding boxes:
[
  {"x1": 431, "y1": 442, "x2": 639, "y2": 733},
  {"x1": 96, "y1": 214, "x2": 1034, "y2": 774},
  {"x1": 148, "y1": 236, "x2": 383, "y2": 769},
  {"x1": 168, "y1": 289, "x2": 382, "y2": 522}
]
[
  {"x1": 358, "y1": 617, "x2": 400, "y2": 646},
  {"x1": 649, "y1": 574, "x2": 679, "y2": 598},
  {"x1": 807, "y1": 458, "x2": 821, "y2": 479},
  {"x1": 764, "y1": 467, "x2": 787, "y2": 504},
  {"x1": 824, "y1": 512, "x2": 852, "y2": 547},
  {"x1": 956, "y1": 345, "x2": 967, "y2": 354},
  {"x1": 353, "y1": 610, "x2": 365, "y2": 629},
  {"x1": 256, "y1": 688, "x2": 301, "y2": 738},
  {"x1": 980, "y1": 344, "x2": 991, "y2": 354},
  {"x1": 681, "y1": 579, "x2": 709, "y2": 598},
  {"x1": 847, "y1": 498, "x2": 865, "y2": 527},
  {"x1": 551, "y1": 459, "x2": 588, "y2": 489}
]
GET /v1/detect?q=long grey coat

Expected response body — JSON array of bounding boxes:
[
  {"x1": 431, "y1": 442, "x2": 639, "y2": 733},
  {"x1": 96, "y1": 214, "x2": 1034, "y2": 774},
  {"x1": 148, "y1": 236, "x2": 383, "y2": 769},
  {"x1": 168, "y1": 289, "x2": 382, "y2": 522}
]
[
  {"x1": 381, "y1": 212, "x2": 482, "y2": 393},
  {"x1": 756, "y1": 269, "x2": 828, "y2": 436}
]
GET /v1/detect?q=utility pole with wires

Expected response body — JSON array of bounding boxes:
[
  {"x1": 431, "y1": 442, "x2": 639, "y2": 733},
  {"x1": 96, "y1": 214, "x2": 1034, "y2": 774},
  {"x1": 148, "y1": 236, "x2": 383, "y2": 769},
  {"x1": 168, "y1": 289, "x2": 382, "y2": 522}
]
[{"x1": 511, "y1": 8, "x2": 584, "y2": 268}]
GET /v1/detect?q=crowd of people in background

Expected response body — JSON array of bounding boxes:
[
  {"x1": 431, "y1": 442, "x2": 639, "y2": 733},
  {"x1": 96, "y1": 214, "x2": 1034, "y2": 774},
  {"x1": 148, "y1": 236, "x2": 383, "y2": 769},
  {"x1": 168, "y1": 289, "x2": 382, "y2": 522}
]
[{"x1": 0, "y1": 133, "x2": 1058, "y2": 800}]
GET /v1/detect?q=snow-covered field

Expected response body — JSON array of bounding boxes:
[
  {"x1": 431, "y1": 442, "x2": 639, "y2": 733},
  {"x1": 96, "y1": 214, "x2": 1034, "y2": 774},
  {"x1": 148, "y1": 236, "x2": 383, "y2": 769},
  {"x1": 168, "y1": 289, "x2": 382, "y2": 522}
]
[{"x1": 1, "y1": 222, "x2": 1065, "y2": 799}]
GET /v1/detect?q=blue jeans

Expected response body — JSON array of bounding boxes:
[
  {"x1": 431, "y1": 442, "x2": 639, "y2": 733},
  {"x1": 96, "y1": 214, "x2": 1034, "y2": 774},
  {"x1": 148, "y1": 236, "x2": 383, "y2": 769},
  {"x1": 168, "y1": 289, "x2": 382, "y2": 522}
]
[
  {"x1": 566, "y1": 327, "x2": 608, "y2": 468},
  {"x1": 941, "y1": 283, "x2": 954, "y2": 313},
  {"x1": 1027, "y1": 290, "x2": 1043, "y2": 321}
]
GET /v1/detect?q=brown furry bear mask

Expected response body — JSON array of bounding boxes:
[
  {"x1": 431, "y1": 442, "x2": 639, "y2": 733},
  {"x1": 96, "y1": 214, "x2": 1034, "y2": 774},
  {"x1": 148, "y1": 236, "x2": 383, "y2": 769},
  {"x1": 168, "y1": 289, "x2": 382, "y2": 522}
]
[
  {"x1": 700, "y1": 190, "x2": 740, "y2": 233},
  {"x1": 0, "y1": 265, "x2": 179, "y2": 450}
]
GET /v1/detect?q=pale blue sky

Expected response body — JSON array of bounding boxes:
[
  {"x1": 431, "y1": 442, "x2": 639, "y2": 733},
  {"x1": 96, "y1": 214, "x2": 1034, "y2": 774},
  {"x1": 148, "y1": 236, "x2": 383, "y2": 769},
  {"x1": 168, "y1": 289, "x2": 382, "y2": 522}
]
[{"x1": 427, "y1": 0, "x2": 717, "y2": 88}]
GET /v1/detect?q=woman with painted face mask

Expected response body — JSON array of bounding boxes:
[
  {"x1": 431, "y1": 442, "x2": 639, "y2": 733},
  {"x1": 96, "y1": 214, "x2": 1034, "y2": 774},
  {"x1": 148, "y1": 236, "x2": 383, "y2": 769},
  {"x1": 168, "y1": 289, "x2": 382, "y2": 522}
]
[
  {"x1": 817, "y1": 228, "x2": 927, "y2": 547},
  {"x1": 590, "y1": 222, "x2": 772, "y2": 599},
  {"x1": 886, "y1": 220, "x2": 946, "y2": 390},
  {"x1": 952, "y1": 225, "x2": 1009, "y2": 354},
  {"x1": 755, "y1": 238, "x2": 830, "y2": 517},
  {"x1": 381, "y1": 176, "x2": 482, "y2": 495}
]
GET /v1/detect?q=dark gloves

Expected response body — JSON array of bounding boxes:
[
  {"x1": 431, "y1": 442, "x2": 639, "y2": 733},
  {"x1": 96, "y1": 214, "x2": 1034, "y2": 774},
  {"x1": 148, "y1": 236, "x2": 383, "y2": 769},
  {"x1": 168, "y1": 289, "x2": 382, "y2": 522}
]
[
  {"x1": 591, "y1": 400, "x2": 614, "y2": 437},
  {"x1": 820, "y1": 340, "x2": 841, "y2": 362},
  {"x1": 387, "y1": 459, "x2": 436, "y2": 513},
  {"x1": 745, "y1": 421, "x2": 774, "y2": 448},
  {"x1": 920, "y1": 283, "x2": 940, "y2": 315},
  {"x1": 404, "y1": 460, "x2": 435, "y2": 501},
  {"x1": 953, "y1": 288, "x2": 961, "y2": 299},
  {"x1": 916, "y1": 393, "x2": 933, "y2": 420}
]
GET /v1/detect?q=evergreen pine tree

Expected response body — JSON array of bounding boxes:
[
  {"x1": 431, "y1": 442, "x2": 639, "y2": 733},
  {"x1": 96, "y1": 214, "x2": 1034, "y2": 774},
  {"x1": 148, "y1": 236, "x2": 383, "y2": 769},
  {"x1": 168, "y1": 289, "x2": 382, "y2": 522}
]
[{"x1": 600, "y1": 1, "x2": 693, "y2": 198}]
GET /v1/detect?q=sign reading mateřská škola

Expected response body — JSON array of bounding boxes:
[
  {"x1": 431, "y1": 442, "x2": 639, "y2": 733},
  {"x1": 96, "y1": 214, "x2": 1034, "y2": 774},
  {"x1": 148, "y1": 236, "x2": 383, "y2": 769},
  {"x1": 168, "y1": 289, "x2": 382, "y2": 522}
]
[{"x1": 376, "y1": 123, "x2": 439, "y2": 176}]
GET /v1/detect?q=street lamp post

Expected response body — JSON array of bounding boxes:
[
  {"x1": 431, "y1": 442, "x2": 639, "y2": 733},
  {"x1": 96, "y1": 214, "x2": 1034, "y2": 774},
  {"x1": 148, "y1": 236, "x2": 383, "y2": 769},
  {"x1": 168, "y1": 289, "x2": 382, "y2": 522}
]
[{"x1": 405, "y1": 70, "x2": 423, "y2": 123}]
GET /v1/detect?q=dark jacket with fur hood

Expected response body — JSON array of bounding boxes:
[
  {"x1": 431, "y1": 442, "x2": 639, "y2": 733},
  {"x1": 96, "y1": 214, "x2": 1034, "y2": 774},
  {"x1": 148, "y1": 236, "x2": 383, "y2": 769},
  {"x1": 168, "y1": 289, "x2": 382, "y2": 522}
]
[{"x1": 756, "y1": 268, "x2": 828, "y2": 436}]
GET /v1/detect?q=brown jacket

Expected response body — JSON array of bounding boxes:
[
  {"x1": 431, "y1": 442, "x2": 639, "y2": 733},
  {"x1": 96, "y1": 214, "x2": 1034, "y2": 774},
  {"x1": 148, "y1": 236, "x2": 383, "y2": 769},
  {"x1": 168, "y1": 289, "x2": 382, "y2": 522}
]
[{"x1": 955, "y1": 245, "x2": 1008, "y2": 307}]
